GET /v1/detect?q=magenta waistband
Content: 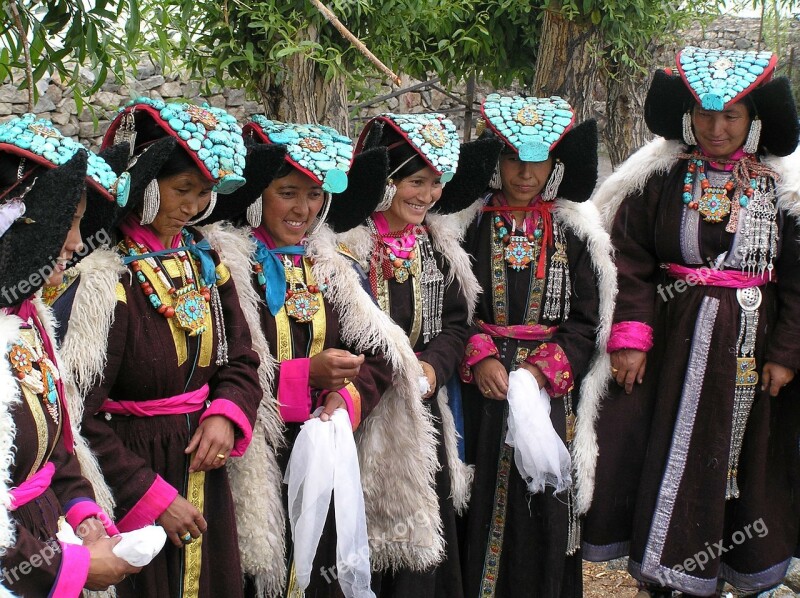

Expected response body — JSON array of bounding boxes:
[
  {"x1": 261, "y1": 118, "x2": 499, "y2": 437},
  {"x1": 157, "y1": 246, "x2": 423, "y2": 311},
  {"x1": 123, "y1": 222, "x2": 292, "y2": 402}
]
[
  {"x1": 100, "y1": 384, "x2": 210, "y2": 418},
  {"x1": 476, "y1": 320, "x2": 557, "y2": 341},
  {"x1": 664, "y1": 263, "x2": 773, "y2": 288},
  {"x1": 9, "y1": 462, "x2": 55, "y2": 510}
]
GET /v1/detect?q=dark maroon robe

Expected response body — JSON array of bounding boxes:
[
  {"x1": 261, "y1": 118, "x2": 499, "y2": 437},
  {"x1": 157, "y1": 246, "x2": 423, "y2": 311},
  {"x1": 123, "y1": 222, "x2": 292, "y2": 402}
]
[{"x1": 583, "y1": 160, "x2": 800, "y2": 595}]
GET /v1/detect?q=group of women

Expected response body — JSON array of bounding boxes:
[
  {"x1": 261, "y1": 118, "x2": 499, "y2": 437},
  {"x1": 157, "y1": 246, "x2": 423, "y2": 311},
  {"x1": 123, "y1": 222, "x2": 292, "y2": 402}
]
[{"x1": 0, "y1": 44, "x2": 798, "y2": 598}]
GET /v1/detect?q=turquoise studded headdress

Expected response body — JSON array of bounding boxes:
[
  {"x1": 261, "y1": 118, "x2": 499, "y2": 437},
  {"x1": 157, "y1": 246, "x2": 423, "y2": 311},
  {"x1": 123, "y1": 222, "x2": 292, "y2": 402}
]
[
  {"x1": 244, "y1": 116, "x2": 353, "y2": 194},
  {"x1": 355, "y1": 113, "x2": 460, "y2": 184},
  {"x1": 479, "y1": 94, "x2": 575, "y2": 162},
  {"x1": 101, "y1": 97, "x2": 247, "y2": 194},
  {"x1": 0, "y1": 114, "x2": 127, "y2": 206},
  {"x1": 676, "y1": 47, "x2": 777, "y2": 112}
]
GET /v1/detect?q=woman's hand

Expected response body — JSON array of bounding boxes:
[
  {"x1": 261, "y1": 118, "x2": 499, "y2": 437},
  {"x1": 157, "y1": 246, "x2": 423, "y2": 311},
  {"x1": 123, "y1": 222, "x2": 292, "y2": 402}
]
[
  {"x1": 309, "y1": 349, "x2": 364, "y2": 390},
  {"x1": 317, "y1": 391, "x2": 346, "y2": 422},
  {"x1": 762, "y1": 362, "x2": 795, "y2": 397},
  {"x1": 519, "y1": 362, "x2": 548, "y2": 390},
  {"x1": 156, "y1": 494, "x2": 207, "y2": 548},
  {"x1": 85, "y1": 536, "x2": 142, "y2": 590},
  {"x1": 473, "y1": 357, "x2": 509, "y2": 400},
  {"x1": 419, "y1": 361, "x2": 437, "y2": 399},
  {"x1": 185, "y1": 415, "x2": 235, "y2": 472},
  {"x1": 76, "y1": 517, "x2": 106, "y2": 545},
  {"x1": 610, "y1": 349, "x2": 647, "y2": 395}
]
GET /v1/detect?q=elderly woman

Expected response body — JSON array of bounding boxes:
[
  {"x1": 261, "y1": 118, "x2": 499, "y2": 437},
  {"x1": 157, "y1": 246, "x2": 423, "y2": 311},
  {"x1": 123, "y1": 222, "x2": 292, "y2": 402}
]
[
  {"x1": 0, "y1": 115, "x2": 140, "y2": 595},
  {"x1": 338, "y1": 112, "x2": 502, "y2": 598},
  {"x1": 52, "y1": 98, "x2": 263, "y2": 597},
  {"x1": 458, "y1": 95, "x2": 613, "y2": 598},
  {"x1": 584, "y1": 47, "x2": 800, "y2": 597}
]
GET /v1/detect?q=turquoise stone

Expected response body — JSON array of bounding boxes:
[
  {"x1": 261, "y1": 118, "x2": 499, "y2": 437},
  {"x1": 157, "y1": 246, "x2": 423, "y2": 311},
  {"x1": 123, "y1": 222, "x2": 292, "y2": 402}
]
[{"x1": 178, "y1": 130, "x2": 191, "y2": 140}]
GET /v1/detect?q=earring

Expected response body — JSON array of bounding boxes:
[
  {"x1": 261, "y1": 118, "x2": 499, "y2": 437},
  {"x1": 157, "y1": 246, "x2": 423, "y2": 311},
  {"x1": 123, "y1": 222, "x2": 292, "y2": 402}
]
[
  {"x1": 743, "y1": 118, "x2": 761, "y2": 154},
  {"x1": 682, "y1": 111, "x2": 697, "y2": 146},
  {"x1": 488, "y1": 161, "x2": 502, "y2": 190},
  {"x1": 307, "y1": 193, "x2": 332, "y2": 236},
  {"x1": 114, "y1": 111, "x2": 137, "y2": 158},
  {"x1": 542, "y1": 160, "x2": 565, "y2": 202},
  {"x1": 140, "y1": 179, "x2": 160, "y2": 225},
  {"x1": 246, "y1": 196, "x2": 263, "y2": 227},
  {"x1": 376, "y1": 179, "x2": 396, "y2": 212},
  {"x1": 187, "y1": 190, "x2": 218, "y2": 226}
]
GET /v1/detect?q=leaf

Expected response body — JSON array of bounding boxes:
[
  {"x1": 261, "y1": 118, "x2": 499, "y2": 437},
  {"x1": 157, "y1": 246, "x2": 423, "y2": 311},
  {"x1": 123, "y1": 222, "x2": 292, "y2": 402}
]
[{"x1": 126, "y1": 0, "x2": 141, "y2": 47}]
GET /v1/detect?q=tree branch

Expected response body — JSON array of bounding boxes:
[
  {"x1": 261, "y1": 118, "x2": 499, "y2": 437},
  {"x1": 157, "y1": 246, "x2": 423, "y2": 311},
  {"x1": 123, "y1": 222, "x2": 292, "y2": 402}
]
[{"x1": 5, "y1": 0, "x2": 33, "y2": 112}]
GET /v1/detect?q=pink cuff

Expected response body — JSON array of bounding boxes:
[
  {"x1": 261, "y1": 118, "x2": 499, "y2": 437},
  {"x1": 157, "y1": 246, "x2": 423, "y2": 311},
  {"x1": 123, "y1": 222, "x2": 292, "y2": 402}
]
[
  {"x1": 460, "y1": 333, "x2": 500, "y2": 383},
  {"x1": 200, "y1": 398, "x2": 253, "y2": 457},
  {"x1": 607, "y1": 321, "x2": 654, "y2": 353},
  {"x1": 278, "y1": 358, "x2": 312, "y2": 423},
  {"x1": 319, "y1": 384, "x2": 362, "y2": 430},
  {"x1": 116, "y1": 475, "x2": 179, "y2": 533},
  {"x1": 51, "y1": 542, "x2": 90, "y2": 597},
  {"x1": 525, "y1": 342, "x2": 574, "y2": 397},
  {"x1": 64, "y1": 499, "x2": 120, "y2": 537}
]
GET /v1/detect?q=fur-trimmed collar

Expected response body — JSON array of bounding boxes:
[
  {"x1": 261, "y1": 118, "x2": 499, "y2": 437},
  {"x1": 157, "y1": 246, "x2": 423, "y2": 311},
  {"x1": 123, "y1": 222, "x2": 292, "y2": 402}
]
[{"x1": 592, "y1": 137, "x2": 800, "y2": 228}]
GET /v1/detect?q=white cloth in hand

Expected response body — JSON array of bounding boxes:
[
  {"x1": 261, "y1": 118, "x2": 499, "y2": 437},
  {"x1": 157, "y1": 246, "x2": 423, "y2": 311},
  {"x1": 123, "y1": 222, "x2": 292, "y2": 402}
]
[
  {"x1": 112, "y1": 525, "x2": 167, "y2": 567},
  {"x1": 285, "y1": 408, "x2": 374, "y2": 598},
  {"x1": 505, "y1": 368, "x2": 572, "y2": 494}
]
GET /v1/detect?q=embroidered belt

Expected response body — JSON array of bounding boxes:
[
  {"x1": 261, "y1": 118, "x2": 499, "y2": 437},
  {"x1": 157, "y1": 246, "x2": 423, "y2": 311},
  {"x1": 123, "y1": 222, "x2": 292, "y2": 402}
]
[
  {"x1": 9, "y1": 462, "x2": 55, "y2": 510},
  {"x1": 100, "y1": 384, "x2": 210, "y2": 417},
  {"x1": 664, "y1": 263, "x2": 773, "y2": 288},
  {"x1": 476, "y1": 319, "x2": 557, "y2": 341}
]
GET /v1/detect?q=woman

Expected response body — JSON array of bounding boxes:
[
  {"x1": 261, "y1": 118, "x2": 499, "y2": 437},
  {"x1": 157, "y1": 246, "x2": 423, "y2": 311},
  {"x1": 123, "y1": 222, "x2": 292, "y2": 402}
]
[
  {"x1": 0, "y1": 114, "x2": 140, "y2": 595},
  {"x1": 458, "y1": 95, "x2": 614, "y2": 597},
  {"x1": 53, "y1": 97, "x2": 263, "y2": 597},
  {"x1": 340, "y1": 112, "x2": 500, "y2": 597},
  {"x1": 583, "y1": 47, "x2": 800, "y2": 597},
  {"x1": 204, "y1": 116, "x2": 439, "y2": 597}
]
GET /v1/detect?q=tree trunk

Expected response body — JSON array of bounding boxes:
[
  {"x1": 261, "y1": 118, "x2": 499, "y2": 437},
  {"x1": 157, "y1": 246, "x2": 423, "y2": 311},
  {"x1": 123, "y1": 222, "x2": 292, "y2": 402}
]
[
  {"x1": 259, "y1": 24, "x2": 349, "y2": 130},
  {"x1": 532, "y1": 8, "x2": 600, "y2": 123},
  {"x1": 604, "y1": 65, "x2": 652, "y2": 167}
]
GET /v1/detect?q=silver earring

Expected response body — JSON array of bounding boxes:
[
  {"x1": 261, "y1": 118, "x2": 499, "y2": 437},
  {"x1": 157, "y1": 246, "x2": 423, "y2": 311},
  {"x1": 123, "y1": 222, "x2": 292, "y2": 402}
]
[
  {"x1": 187, "y1": 190, "x2": 218, "y2": 225},
  {"x1": 542, "y1": 160, "x2": 564, "y2": 201},
  {"x1": 376, "y1": 180, "x2": 396, "y2": 212},
  {"x1": 140, "y1": 179, "x2": 160, "y2": 225},
  {"x1": 489, "y1": 161, "x2": 502, "y2": 190},
  {"x1": 246, "y1": 196, "x2": 263, "y2": 227},
  {"x1": 743, "y1": 118, "x2": 761, "y2": 154},
  {"x1": 682, "y1": 111, "x2": 697, "y2": 146}
]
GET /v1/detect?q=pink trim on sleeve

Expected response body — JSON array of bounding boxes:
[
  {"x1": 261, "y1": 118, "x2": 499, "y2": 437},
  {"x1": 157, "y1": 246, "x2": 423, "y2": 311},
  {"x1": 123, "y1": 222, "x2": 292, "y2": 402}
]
[
  {"x1": 525, "y1": 342, "x2": 574, "y2": 397},
  {"x1": 64, "y1": 499, "x2": 120, "y2": 537},
  {"x1": 278, "y1": 358, "x2": 312, "y2": 423},
  {"x1": 460, "y1": 333, "x2": 500, "y2": 383},
  {"x1": 50, "y1": 542, "x2": 90, "y2": 597},
  {"x1": 116, "y1": 475, "x2": 178, "y2": 533},
  {"x1": 199, "y1": 398, "x2": 253, "y2": 457},
  {"x1": 607, "y1": 321, "x2": 654, "y2": 353}
]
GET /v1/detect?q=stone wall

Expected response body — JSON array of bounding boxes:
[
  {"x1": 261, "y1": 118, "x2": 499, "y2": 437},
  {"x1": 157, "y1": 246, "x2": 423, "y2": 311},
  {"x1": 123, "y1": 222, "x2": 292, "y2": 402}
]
[{"x1": 1, "y1": 14, "x2": 798, "y2": 148}]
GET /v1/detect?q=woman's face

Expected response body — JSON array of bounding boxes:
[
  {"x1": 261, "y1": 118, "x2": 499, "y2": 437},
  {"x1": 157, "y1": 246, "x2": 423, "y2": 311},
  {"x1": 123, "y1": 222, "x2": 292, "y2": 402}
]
[
  {"x1": 692, "y1": 101, "x2": 751, "y2": 160},
  {"x1": 260, "y1": 169, "x2": 325, "y2": 246},
  {"x1": 47, "y1": 193, "x2": 86, "y2": 286},
  {"x1": 150, "y1": 169, "x2": 214, "y2": 240},
  {"x1": 383, "y1": 166, "x2": 442, "y2": 230},
  {"x1": 499, "y1": 153, "x2": 554, "y2": 206}
]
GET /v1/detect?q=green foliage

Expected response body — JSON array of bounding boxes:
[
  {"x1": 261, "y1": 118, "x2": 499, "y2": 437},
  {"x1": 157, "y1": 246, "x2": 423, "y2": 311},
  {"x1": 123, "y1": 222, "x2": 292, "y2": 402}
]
[{"x1": 0, "y1": 0, "x2": 144, "y2": 111}]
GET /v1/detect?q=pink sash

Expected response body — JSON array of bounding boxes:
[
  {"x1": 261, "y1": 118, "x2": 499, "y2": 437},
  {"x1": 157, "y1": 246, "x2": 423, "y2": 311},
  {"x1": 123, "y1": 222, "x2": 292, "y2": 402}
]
[
  {"x1": 100, "y1": 384, "x2": 210, "y2": 417},
  {"x1": 477, "y1": 320, "x2": 557, "y2": 341},
  {"x1": 9, "y1": 462, "x2": 55, "y2": 510},
  {"x1": 665, "y1": 263, "x2": 773, "y2": 288}
]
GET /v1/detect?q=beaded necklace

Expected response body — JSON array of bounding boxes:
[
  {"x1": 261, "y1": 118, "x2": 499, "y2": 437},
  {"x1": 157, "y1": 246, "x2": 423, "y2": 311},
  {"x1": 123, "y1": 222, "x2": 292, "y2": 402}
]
[
  {"x1": 126, "y1": 230, "x2": 211, "y2": 336},
  {"x1": 491, "y1": 194, "x2": 545, "y2": 272},
  {"x1": 254, "y1": 255, "x2": 328, "y2": 323},
  {"x1": 683, "y1": 154, "x2": 755, "y2": 225},
  {"x1": 8, "y1": 322, "x2": 61, "y2": 425}
]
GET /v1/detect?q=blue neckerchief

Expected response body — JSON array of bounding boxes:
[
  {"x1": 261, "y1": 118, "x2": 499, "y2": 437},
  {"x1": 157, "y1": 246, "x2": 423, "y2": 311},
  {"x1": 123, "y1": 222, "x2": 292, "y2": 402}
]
[
  {"x1": 122, "y1": 231, "x2": 219, "y2": 288},
  {"x1": 252, "y1": 237, "x2": 306, "y2": 316}
]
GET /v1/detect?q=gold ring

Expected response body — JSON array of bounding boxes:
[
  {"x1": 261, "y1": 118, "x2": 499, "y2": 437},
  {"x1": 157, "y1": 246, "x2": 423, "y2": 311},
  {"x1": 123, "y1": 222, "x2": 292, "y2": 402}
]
[
  {"x1": 343, "y1": 377, "x2": 351, "y2": 385},
  {"x1": 611, "y1": 367, "x2": 619, "y2": 374},
  {"x1": 181, "y1": 532, "x2": 192, "y2": 544},
  {"x1": 216, "y1": 453, "x2": 226, "y2": 461},
  {"x1": 483, "y1": 388, "x2": 491, "y2": 396}
]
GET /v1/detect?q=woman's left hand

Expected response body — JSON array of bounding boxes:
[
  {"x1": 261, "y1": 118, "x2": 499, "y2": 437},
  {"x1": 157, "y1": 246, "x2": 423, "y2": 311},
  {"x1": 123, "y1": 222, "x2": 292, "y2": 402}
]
[
  {"x1": 420, "y1": 361, "x2": 436, "y2": 399},
  {"x1": 185, "y1": 415, "x2": 235, "y2": 472},
  {"x1": 317, "y1": 391, "x2": 346, "y2": 422},
  {"x1": 77, "y1": 517, "x2": 107, "y2": 544},
  {"x1": 762, "y1": 362, "x2": 796, "y2": 397}
]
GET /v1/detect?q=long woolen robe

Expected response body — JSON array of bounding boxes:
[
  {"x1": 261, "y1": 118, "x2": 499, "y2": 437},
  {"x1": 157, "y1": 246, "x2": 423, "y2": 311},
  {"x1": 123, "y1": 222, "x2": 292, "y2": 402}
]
[{"x1": 584, "y1": 138, "x2": 800, "y2": 596}]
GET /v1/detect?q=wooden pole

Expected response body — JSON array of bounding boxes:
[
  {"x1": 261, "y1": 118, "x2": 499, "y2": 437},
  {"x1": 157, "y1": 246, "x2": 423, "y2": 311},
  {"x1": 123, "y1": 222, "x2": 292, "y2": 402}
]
[{"x1": 308, "y1": 0, "x2": 402, "y2": 86}]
